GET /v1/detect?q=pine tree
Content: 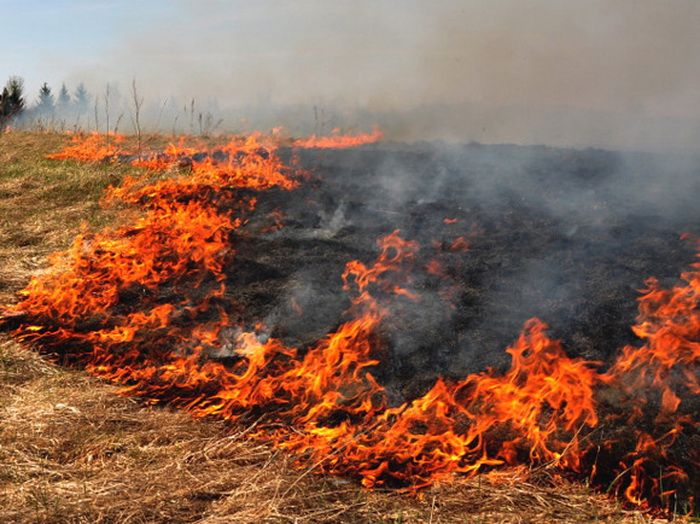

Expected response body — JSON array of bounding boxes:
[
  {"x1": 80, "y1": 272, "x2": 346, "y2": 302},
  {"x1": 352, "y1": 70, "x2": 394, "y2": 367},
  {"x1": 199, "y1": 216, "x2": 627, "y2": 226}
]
[
  {"x1": 0, "y1": 88, "x2": 8, "y2": 127},
  {"x1": 74, "y1": 83, "x2": 90, "y2": 113},
  {"x1": 58, "y1": 83, "x2": 70, "y2": 108},
  {"x1": 6, "y1": 77, "x2": 25, "y2": 113},
  {"x1": 36, "y1": 82, "x2": 54, "y2": 113},
  {"x1": 0, "y1": 76, "x2": 25, "y2": 127}
]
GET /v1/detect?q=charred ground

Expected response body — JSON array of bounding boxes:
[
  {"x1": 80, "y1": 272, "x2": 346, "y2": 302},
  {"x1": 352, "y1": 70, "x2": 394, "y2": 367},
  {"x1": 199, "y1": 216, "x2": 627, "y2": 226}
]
[{"x1": 230, "y1": 143, "x2": 700, "y2": 398}]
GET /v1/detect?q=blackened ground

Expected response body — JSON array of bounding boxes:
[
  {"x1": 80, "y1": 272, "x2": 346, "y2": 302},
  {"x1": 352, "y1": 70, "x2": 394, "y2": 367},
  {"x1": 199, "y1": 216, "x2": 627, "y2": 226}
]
[{"x1": 224, "y1": 142, "x2": 700, "y2": 398}]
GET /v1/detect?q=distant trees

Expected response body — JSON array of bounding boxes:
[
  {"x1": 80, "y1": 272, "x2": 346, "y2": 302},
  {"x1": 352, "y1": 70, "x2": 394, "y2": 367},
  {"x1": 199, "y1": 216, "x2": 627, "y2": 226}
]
[
  {"x1": 36, "y1": 82, "x2": 55, "y2": 114},
  {"x1": 1, "y1": 78, "x2": 219, "y2": 135},
  {"x1": 0, "y1": 76, "x2": 25, "y2": 128},
  {"x1": 74, "y1": 83, "x2": 90, "y2": 113},
  {"x1": 0, "y1": 77, "x2": 106, "y2": 131},
  {"x1": 2, "y1": 77, "x2": 225, "y2": 135},
  {"x1": 57, "y1": 83, "x2": 71, "y2": 109}
]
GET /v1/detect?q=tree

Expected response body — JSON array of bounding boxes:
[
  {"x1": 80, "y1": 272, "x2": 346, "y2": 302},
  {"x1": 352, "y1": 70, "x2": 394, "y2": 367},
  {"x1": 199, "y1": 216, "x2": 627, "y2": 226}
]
[
  {"x1": 36, "y1": 82, "x2": 54, "y2": 113},
  {"x1": 74, "y1": 83, "x2": 90, "y2": 113},
  {"x1": 57, "y1": 83, "x2": 70, "y2": 108},
  {"x1": 0, "y1": 88, "x2": 9, "y2": 128},
  {"x1": 0, "y1": 76, "x2": 25, "y2": 127}
]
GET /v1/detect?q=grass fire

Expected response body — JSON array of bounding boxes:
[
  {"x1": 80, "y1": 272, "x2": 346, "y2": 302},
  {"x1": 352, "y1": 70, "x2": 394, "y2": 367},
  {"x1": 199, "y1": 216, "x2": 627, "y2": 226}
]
[
  {"x1": 2, "y1": 2, "x2": 700, "y2": 523},
  {"x1": 0, "y1": 129, "x2": 697, "y2": 522}
]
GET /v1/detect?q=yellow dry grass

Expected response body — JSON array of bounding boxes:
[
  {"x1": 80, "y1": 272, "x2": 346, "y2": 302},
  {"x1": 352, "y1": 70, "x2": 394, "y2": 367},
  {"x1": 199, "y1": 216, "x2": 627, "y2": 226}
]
[{"x1": 0, "y1": 131, "x2": 676, "y2": 523}]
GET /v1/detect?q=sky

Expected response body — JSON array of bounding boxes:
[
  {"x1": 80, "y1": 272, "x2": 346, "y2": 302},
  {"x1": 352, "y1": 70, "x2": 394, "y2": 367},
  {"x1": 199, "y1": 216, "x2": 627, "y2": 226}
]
[
  {"x1": 2, "y1": 0, "x2": 169, "y2": 96},
  {"x1": 3, "y1": 0, "x2": 700, "y2": 151}
]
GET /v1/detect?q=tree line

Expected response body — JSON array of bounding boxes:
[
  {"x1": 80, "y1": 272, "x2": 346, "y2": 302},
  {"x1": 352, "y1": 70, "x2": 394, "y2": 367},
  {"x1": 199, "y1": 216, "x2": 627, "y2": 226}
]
[
  {"x1": 1, "y1": 76, "x2": 93, "y2": 130},
  {"x1": 0, "y1": 75, "x2": 226, "y2": 136}
]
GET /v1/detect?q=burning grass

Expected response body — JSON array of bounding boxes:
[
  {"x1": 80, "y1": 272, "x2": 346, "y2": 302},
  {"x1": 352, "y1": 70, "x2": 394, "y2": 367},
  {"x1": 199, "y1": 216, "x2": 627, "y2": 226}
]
[
  {"x1": 0, "y1": 340, "x2": 655, "y2": 523},
  {"x1": 0, "y1": 131, "x2": 692, "y2": 523}
]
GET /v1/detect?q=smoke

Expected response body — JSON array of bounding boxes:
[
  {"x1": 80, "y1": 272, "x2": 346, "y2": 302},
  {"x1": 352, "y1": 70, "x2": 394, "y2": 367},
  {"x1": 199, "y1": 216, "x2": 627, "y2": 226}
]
[
  {"x1": 243, "y1": 140, "x2": 699, "y2": 386},
  {"x1": 31, "y1": 0, "x2": 696, "y2": 151}
]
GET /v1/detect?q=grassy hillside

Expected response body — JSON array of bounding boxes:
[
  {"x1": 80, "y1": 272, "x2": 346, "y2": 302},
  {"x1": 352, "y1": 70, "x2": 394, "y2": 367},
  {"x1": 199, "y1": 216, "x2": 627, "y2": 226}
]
[{"x1": 0, "y1": 131, "x2": 662, "y2": 523}]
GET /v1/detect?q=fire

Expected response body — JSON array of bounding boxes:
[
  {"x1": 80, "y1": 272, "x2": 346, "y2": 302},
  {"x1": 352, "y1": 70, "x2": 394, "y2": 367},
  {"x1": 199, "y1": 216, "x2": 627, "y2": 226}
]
[
  {"x1": 129, "y1": 138, "x2": 202, "y2": 170},
  {"x1": 447, "y1": 236, "x2": 470, "y2": 252},
  {"x1": 597, "y1": 240, "x2": 700, "y2": 507},
  {"x1": 606, "y1": 261, "x2": 700, "y2": 417},
  {"x1": 46, "y1": 127, "x2": 384, "y2": 166},
  {"x1": 279, "y1": 317, "x2": 599, "y2": 488},
  {"x1": 3, "y1": 133, "x2": 697, "y2": 513},
  {"x1": 47, "y1": 132, "x2": 127, "y2": 162},
  {"x1": 293, "y1": 128, "x2": 383, "y2": 149}
]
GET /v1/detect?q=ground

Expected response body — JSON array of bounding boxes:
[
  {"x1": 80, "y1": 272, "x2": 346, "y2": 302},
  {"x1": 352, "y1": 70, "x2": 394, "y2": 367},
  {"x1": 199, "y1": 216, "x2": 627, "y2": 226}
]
[{"x1": 0, "y1": 131, "x2": 677, "y2": 523}]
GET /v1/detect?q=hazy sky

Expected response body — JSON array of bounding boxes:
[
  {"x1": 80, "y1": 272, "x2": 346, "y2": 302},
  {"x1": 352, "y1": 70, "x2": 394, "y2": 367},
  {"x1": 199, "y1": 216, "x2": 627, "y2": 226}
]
[{"x1": 3, "y1": 0, "x2": 700, "y2": 150}]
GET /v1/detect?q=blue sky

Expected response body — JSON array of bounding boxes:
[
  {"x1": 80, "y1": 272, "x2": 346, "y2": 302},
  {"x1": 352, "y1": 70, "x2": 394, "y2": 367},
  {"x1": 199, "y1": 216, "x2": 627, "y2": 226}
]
[{"x1": 2, "y1": 1, "x2": 171, "y2": 98}]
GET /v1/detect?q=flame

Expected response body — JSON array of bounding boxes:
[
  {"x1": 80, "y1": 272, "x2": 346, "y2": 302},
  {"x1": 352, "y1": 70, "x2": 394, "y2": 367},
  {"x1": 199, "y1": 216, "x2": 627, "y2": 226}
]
[
  {"x1": 447, "y1": 236, "x2": 470, "y2": 252},
  {"x1": 47, "y1": 128, "x2": 384, "y2": 166},
  {"x1": 606, "y1": 264, "x2": 700, "y2": 417},
  {"x1": 5, "y1": 134, "x2": 698, "y2": 512},
  {"x1": 276, "y1": 317, "x2": 599, "y2": 489},
  {"x1": 47, "y1": 132, "x2": 127, "y2": 162},
  {"x1": 129, "y1": 138, "x2": 202, "y2": 170},
  {"x1": 598, "y1": 239, "x2": 700, "y2": 507},
  {"x1": 293, "y1": 128, "x2": 383, "y2": 149}
]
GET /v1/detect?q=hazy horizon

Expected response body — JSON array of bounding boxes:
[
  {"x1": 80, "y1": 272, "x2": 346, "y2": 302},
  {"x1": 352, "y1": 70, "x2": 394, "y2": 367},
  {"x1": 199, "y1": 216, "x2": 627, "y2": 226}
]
[{"x1": 4, "y1": 0, "x2": 700, "y2": 151}]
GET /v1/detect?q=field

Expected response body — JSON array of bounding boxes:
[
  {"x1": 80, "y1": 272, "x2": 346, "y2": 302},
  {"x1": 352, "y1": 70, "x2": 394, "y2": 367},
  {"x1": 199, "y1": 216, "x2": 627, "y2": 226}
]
[{"x1": 0, "y1": 132, "x2": 679, "y2": 523}]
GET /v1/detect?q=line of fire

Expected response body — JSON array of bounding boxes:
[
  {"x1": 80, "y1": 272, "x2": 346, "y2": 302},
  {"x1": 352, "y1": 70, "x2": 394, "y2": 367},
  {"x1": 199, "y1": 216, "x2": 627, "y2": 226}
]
[{"x1": 1, "y1": 131, "x2": 697, "y2": 517}]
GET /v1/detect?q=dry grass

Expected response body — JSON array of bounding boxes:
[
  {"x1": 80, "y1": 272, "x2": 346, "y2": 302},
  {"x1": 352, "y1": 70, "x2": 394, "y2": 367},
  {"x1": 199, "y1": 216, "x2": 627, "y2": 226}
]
[{"x1": 0, "y1": 131, "x2": 676, "y2": 523}]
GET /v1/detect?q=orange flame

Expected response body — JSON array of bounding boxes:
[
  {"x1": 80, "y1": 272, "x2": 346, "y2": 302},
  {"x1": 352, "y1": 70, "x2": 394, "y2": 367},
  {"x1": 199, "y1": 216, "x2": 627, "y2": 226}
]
[
  {"x1": 129, "y1": 138, "x2": 202, "y2": 170},
  {"x1": 606, "y1": 263, "x2": 700, "y2": 417},
  {"x1": 47, "y1": 132, "x2": 127, "y2": 162},
  {"x1": 293, "y1": 128, "x2": 383, "y2": 149}
]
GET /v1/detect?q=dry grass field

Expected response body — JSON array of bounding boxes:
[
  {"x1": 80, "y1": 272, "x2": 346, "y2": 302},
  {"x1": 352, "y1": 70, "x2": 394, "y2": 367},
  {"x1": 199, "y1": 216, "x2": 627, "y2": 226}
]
[{"x1": 0, "y1": 131, "x2": 676, "y2": 523}]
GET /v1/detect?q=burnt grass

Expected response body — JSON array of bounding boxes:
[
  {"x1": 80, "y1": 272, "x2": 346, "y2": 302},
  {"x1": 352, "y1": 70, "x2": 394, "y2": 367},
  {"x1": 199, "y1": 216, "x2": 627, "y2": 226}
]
[
  {"x1": 226, "y1": 143, "x2": 700, "y2": 505},
  {"x1": 226, "y1": 142, "x2": 700, "y2": 398}
]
